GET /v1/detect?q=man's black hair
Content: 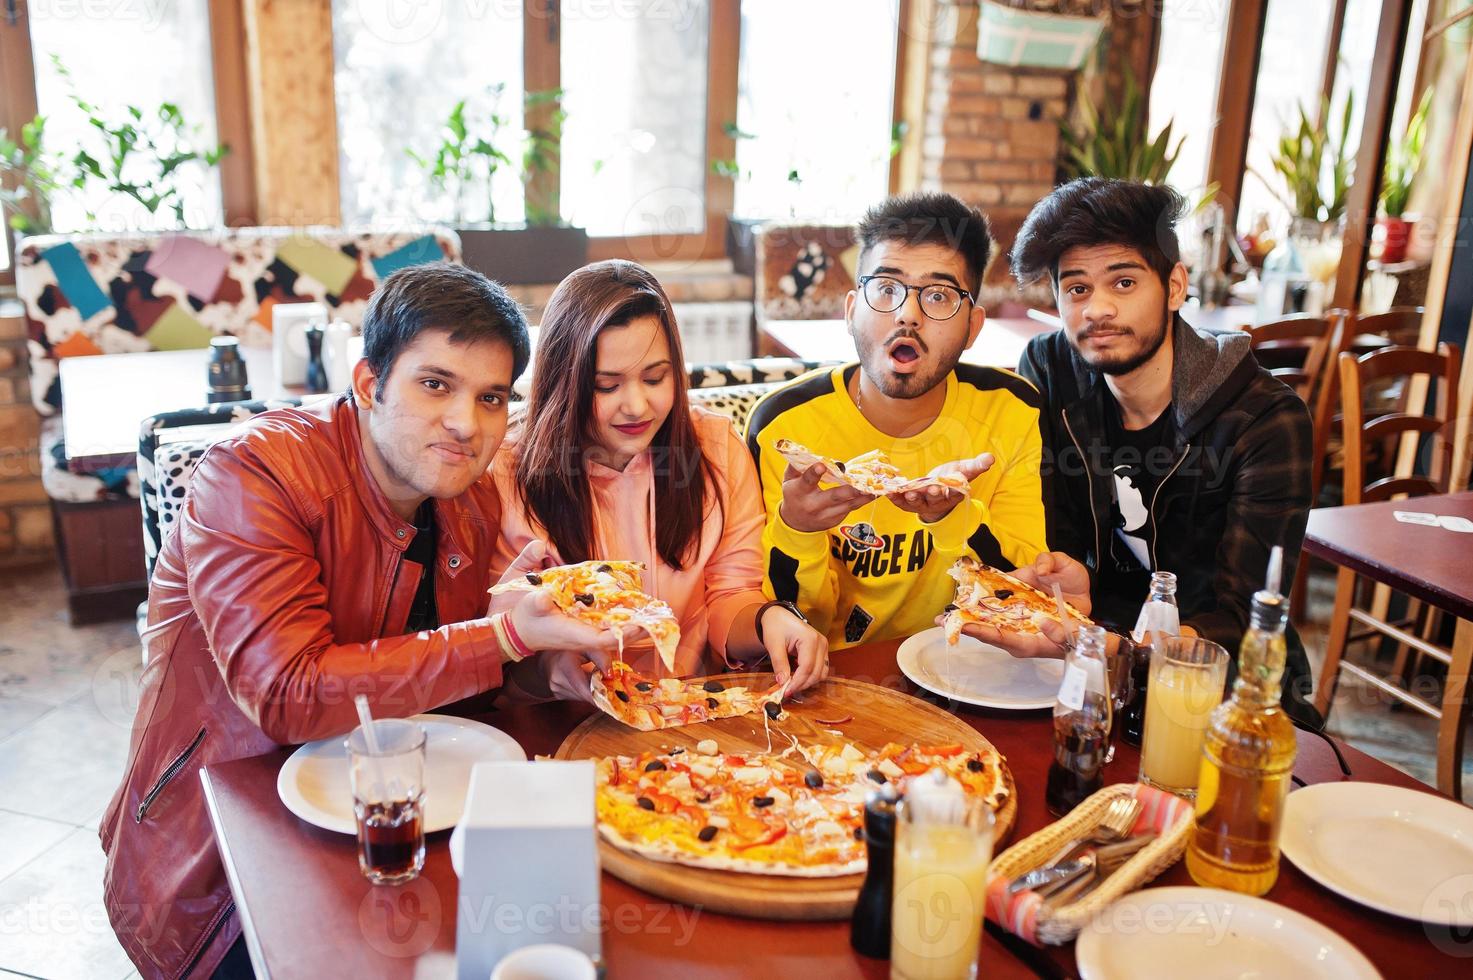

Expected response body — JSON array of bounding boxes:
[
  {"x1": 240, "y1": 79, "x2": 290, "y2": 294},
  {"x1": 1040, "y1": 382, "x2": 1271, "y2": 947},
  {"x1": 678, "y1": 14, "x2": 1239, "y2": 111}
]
[
  {"x1": 856, "y1": 191, "x2": 993, "y2": 295},
  {"x1": 1010, "y1": 178, "x2": 1187, "y2": 289},
  {"x1": 361, "y1": 262, "x2": 530, "y2": 397}
]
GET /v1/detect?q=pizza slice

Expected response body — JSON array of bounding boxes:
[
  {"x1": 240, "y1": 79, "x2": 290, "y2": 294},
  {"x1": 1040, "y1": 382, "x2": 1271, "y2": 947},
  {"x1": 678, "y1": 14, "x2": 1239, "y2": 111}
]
[
  {"x1": 489, "y1": 559, "x2": 681, "y2": 671},
  {"x1": 942, "y1": 556, "x2": 1090, "y2": 644},
  {"x1": 773, "y1": 439, "x2": 972, "y2": 497},
  {"x1": 590, "y1": 661, "x2": 775, "y2": 732}
]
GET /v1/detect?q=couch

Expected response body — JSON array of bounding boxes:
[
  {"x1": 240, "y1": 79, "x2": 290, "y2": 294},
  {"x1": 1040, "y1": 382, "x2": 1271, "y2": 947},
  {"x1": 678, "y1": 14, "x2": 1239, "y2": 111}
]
[{"x1": 15, "y1": 226, "x2": 461, "y2": 621}]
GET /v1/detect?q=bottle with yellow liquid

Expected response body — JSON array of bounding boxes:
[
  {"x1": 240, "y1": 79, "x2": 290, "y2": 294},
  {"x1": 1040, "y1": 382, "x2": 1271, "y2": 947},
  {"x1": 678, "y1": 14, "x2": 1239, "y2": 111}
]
[{"x1": 1186, "y1": 547, "x2": 1297, "y2": 895}]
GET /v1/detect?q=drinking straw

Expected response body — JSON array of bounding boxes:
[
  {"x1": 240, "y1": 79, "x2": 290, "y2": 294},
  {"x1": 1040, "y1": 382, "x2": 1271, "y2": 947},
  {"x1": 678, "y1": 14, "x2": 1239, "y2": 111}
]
[
  {"x1": 1051, "y1": 581, "x2": 1077, "y2": 649},
  {"x1": 1265, "y1": 545, "x2": 1284, "y2": 596},
  {"x1": 353, "y1": 694, "x2": 395, "y2": 802}
]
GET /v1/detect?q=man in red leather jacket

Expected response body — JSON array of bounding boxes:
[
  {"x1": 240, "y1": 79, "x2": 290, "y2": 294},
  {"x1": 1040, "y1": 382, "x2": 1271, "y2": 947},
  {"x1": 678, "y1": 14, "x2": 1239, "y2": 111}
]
[{"x1": 100, "y1": 263, "x2": 625, "y2": 979}]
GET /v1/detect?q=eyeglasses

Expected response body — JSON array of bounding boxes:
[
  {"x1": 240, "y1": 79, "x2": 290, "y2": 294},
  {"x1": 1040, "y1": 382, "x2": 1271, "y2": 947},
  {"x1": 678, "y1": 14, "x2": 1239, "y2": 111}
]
[{"x1": 858, "y1": 275, "x2": 974, "y2": 321}]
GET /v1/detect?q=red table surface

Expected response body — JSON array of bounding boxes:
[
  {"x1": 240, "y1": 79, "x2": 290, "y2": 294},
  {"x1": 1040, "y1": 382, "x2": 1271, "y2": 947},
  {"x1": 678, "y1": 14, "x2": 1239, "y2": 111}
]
[
  {"x1": 201, "y1": 639, "x2": 1468, "y2": 979},
  {"x1": 1304, "y1": 492, "x2": 1473, "y2": 621}
]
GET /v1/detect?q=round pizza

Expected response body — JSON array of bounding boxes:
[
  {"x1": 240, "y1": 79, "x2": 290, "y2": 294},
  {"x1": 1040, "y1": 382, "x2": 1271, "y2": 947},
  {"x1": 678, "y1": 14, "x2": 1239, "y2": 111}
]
[
  {"x1": 594, "y1": 738, "x2": 1009, "y2": 877},
  {"x1": 943, "y1": 556, "x2": 1090, "y2": 644}
]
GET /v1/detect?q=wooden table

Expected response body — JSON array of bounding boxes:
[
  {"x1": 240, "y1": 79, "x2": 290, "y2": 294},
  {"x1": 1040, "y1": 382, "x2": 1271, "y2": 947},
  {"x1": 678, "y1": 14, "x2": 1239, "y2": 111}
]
[
  {"x1": 201, "y1": 639, "x2": 1468, "y2": 979},
  {"x1": 59, "y1": 347, "x2": 287, "y2": 472},
  {"x1": 1305, "y1": 492, "x2": 1473, "y2": 799},
  {"x1": 758, "y1": 317, "x2": 1052, "y2": 371}
]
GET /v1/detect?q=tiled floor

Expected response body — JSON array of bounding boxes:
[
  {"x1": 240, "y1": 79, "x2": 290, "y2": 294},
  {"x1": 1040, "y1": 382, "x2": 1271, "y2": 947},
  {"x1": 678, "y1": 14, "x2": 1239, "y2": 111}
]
[
  {"x1": 0, "y1": 566, "x2": 142, "y2": 980},
  {"x1": 0, "y1": 561, "x2": 1468, "y2": 979}
]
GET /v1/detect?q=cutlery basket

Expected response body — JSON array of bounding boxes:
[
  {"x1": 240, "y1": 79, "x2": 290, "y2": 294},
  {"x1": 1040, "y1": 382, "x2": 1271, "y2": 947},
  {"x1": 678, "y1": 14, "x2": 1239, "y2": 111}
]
[{"x1": 986, "y1": 783, "x2": 1193, "y2": 946}]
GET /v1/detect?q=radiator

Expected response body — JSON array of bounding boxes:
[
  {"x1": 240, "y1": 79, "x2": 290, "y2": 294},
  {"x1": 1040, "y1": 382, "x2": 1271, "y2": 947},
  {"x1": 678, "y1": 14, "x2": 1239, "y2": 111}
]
[{"x1": 672, "y1": 302, "x2": 754, "y2": 363}]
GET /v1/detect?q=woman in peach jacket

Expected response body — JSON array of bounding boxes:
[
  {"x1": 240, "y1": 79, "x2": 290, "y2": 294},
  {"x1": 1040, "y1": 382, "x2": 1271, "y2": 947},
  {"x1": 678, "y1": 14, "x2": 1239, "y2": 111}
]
[{"x1": 490, "y1": 260, "x2": 827, "y2": 700}]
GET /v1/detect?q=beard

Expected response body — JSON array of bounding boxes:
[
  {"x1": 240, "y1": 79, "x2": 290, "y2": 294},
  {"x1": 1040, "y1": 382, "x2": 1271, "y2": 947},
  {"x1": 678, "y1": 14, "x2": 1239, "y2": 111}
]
[
  {"x1": 856, "y1": 327, "x2": 966, "y2": 399},
  {"x1": 1071, "y1": 302, "x2": 1172, "y2": 376}
]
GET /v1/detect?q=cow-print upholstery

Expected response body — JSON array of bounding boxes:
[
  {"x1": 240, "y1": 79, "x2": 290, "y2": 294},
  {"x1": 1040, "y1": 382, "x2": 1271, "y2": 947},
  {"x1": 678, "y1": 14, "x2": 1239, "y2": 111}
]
[
  {"x1": 754, "y1": 224, "x2": 858, "y2": 322},
  {"x1": 685, "y1": 357, "x2": 835, "y2": 390},
  {"x1": 138, "y1": 398, "x2": 314, "y2": 576},
  {"x1": 687, "y1": 384, "x2": 773, "y2": 432}
]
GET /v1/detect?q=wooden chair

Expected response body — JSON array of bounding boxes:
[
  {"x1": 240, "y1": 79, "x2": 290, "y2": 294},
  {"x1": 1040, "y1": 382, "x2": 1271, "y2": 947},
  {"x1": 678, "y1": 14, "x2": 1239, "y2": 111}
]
[
  {"x1": 1248, "y1": 311, "x2": 1345, "y2": 619},
  {"x1": 1244, "y1": 312, "x2": 1339, "y2": 404},
  {"x1": 1315, "y1": 343, "x2": 1467, "y2": 798}
]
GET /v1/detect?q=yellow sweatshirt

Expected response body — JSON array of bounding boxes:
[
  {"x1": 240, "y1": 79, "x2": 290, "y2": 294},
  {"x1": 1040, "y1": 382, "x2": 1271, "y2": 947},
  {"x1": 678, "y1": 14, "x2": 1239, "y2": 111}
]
[{"x1": 744, "y1": 363, "x2": 1048, "y2": 650}]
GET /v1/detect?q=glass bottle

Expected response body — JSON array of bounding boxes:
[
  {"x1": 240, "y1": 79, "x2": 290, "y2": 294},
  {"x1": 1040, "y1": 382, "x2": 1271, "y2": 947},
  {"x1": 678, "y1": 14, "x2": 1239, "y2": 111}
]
[
  {"x1": 304, "y1": 322, "x2": 329, "y2": 394},
  {"x1": 850, "y1": 782, "x2": 898, "y2": 959},
  {"x1": 1122, "y1": 571, "x2": 1180, "y2": 745},
  {"x1": 1186, "y1": 552, "x2": 1297, "y2": 895},
  {"x1": 1045, "y1": 625, "x2": 1112, "y2": 817}
]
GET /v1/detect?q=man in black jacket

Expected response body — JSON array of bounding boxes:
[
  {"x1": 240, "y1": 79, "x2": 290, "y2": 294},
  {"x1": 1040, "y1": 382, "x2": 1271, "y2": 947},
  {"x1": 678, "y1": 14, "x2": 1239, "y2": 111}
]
[{"x1": 961, "y1": 178, "x2": 1316, "y2": 720}]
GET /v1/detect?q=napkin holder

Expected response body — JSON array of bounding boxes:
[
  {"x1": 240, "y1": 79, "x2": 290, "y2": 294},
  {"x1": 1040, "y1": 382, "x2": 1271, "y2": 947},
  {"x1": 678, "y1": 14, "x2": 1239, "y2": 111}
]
[{"x1": 455, "y1": 761, "x2": 601, "y2": 980}]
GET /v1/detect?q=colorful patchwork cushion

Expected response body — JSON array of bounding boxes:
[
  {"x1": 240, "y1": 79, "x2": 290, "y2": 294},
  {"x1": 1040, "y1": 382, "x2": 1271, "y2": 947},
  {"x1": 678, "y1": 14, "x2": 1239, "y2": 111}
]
[
  {"x1": 754, "y1": 224, "x2": 859, "y2": 322},
  {"x1": 16, "y1": 227, "x2": 461, "y2": 417},
  {"x1": 39, "y1": 416, "x2": 138, "y2": 503}
]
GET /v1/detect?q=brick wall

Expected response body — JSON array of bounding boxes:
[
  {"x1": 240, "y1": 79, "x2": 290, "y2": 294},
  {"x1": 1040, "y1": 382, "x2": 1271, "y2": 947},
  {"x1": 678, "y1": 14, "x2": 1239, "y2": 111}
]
[
  {"x1": 918, "y1": 0, "x2": 1156, "y2": 299},
  {"x1": 0, "y1": 299, "x2": 52, "y2": 567}
]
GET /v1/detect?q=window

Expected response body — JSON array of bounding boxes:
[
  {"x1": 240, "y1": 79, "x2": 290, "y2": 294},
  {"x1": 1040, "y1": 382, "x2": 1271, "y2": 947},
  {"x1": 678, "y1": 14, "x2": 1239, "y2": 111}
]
[
  {"x1": 26, "y1": 3, "x2": 222, "y2": 232},
  {"x1": 1148, "y1": 0, "x2": 1230, "y2": 200},
  {"x1": 731, "y1": 0, "x2": 900, "y2": 221},
  {"x1": 560, "y1": 0, "x2": 712, "y2": 237},
  {"x1": 1238, "y1": 0, "x2": 1339, "y2": 233},
  {"x1": 332, "y1": 1, "x2": 525, "y2": 228}
]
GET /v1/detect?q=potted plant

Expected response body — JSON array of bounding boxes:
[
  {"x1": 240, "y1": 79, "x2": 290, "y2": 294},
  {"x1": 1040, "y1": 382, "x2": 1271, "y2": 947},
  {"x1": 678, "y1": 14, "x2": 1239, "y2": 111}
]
[
  {"x1": 711, "y1": 122, "x2": 763, "y2": 275},
  {"x1": 1256, "y1": 93, "x2": 1357, "y2": 240},
  {"x1": 408, "y1": 87, "x2": 587, "y2": 286},
  {"x1": 712, "y1": 121, "x2": 906, "y2": 275},
  {"x1": 0, "y1": 115, "x2": 62, "y2": 243},
  {"x1": 1377, "y1": 88, "x2": 1432, "y2": 265},
  {"x1": 56, "y1": 57, "x2": 229, "y2": 230}
]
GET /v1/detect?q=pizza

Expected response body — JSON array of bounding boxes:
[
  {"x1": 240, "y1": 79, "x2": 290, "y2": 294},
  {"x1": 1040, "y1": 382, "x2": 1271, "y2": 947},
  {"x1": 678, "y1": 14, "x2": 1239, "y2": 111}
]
[
  {"x1": 489, "y1": 559, "x2": 681, "y2": 671},
  {"x1": 943, "y1": 556, "x2": 1090, "y2": 644},
  {"x1": 774, "y1": 439, "x2": 970, "y2": 497},
  {"x1": 594, "y1": 738, "x2": 1009, "y2": 877},
  {"x1": 591, "y1": 661, "x2": 779, "y2": 732}
]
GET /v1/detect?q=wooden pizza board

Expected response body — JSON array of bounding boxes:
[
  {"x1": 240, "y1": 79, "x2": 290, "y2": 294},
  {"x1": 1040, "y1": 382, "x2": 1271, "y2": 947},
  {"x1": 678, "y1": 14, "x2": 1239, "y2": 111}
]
[{"x1": 553, "y1": 672, "x2": 1017, "y2": 921}]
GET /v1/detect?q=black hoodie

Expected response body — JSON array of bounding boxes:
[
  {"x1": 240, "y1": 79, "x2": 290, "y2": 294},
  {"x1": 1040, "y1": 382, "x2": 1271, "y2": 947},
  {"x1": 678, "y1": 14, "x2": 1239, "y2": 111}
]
[{"x1": 1020, "y1": 313, "x2": 1318, "y2": 723}]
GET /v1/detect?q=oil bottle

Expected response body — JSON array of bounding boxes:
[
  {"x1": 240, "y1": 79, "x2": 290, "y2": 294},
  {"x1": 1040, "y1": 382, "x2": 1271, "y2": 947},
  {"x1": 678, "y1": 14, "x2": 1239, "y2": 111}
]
[{"x1": 1185, "y1": 547, "x2": 1297, "y2": 894}]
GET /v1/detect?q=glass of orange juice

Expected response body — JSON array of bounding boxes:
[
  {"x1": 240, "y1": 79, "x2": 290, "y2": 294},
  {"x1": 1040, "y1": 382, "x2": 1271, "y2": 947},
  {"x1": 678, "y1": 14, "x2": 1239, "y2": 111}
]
[
  {"x1": 890, "y1": 772, "x2": 993, "y2": 980},
  {"x1": 1139, "y1": 636, "x2": 1229, "y2": 799}
]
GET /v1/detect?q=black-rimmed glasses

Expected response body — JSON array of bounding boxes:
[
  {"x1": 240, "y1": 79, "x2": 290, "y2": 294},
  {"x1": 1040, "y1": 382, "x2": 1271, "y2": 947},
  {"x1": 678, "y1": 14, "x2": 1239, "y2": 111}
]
[{"x1": 858, "y1": 275, "x2": 974, "y2": 321}]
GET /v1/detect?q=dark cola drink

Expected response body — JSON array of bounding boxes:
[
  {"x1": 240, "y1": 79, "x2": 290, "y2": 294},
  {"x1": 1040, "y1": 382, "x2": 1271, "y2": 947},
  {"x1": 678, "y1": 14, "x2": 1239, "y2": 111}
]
[
  {"x1": 356, "y1": 796, "x2": 425, "y2": 885},
  {"x1": 1045, "y1": 702, "x2": 1109, "y2": 817}
]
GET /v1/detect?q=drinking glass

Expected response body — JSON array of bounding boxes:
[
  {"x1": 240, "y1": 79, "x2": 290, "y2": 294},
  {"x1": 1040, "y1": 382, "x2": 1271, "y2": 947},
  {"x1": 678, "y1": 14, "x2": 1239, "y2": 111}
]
[
  {"x1": 347, "y1": 719, "x2": 427, "y2": 885},
  {"x1": 1138, "y1": 636, "x2": 1229, "y2": 798}
]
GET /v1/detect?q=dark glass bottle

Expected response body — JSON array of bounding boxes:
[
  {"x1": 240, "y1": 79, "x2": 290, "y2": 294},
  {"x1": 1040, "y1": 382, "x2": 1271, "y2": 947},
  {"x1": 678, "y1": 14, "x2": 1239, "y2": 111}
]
[
  {"x1": 304, "y1": 322, "x2": 329, "y2": 394},
  {"x1": 1045, "y1": 625, "x2": 1112, "y2": 817},
  {"x1": 1122, "y1": 571, "x2": 1180, "y2": 745},
  {"x1": 849, "y1": 782, "x2": 899, "y2": 959}
]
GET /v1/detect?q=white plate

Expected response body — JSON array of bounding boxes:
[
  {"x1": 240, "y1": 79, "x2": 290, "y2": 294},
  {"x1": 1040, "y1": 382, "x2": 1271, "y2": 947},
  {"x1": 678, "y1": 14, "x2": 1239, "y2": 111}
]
[
  {"x1": 1076, "y1": 886, "x2": 1381, "y2": 980},
  {"x1": 1280, "y1": 781, "x2": 1473, "y2": 927},
  {"x1": 896, "y1": 626, "x2": 1062, "y2": 710},
  {"x1": 276, "y1": 714, "x2": 524, "y2": 834}
]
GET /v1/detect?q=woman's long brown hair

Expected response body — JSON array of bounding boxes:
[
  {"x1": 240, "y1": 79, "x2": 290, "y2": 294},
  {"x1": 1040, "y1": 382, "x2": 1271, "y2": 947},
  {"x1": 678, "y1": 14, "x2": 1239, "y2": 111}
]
[{"x1": 514, "y1": 260, "x2": 717, "y2": 570}]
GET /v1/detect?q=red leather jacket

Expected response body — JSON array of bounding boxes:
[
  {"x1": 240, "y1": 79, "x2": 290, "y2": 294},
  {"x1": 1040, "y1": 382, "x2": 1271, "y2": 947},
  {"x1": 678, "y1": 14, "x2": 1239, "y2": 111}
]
[{"x1": 100, "y1": 396, "x2": 510, "y2": 978}]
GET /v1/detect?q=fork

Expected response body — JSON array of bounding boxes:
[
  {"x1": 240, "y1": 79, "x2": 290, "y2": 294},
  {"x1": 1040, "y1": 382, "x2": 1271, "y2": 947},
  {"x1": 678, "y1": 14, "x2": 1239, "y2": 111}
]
[
  {"x1": 1033, "y1": 833, "x2": 1158, "y2": 904},
  {"x1": 1007, "y1": 797, "x2": 1143, "y2": 896},
  {"x1": 1046, "y1": 796, "x2": 1141, "y2": 866}
]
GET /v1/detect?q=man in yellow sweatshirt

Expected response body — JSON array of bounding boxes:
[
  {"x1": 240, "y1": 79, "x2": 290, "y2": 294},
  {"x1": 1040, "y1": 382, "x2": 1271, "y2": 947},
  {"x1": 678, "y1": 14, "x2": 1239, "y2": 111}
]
[{"x1": 745, "y1": 192, "x2": 1048, "y2": 649}]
